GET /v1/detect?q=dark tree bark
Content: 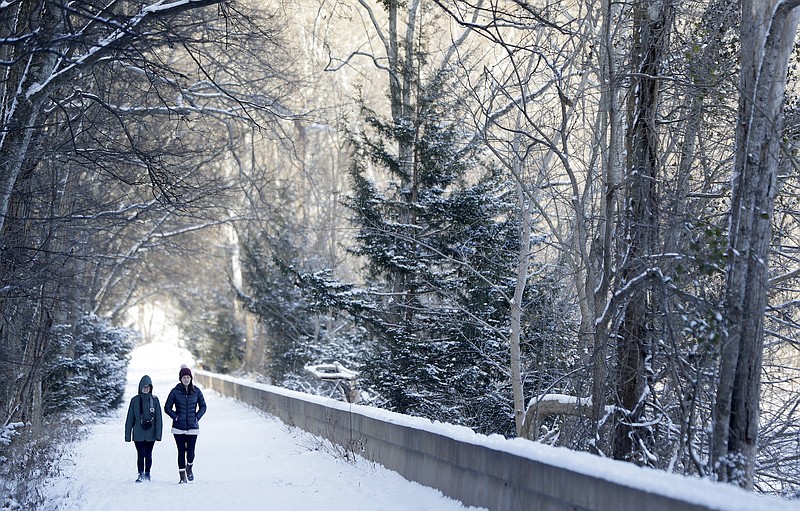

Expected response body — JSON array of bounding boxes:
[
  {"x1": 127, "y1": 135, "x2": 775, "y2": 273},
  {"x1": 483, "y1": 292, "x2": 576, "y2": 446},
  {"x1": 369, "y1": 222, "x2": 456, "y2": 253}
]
[{"x1": 612, "y1": 0, "x2": 673, "y2": 462}]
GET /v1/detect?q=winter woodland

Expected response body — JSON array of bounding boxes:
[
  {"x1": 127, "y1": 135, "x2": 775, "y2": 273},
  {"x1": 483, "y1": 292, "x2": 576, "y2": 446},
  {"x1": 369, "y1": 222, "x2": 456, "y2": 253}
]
[{"x1": 3, "y1": 0, "x2": 800, "y2": 507}]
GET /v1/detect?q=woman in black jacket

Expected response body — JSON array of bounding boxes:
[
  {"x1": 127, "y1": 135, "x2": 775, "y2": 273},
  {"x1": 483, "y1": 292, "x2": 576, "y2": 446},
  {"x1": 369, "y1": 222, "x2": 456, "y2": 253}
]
[
  {"x1": 164, "y1": 366, "x2": 207, "y2": 483},
  {"x1": 124, "y1": 375, "x2": 163, "y2": 482}
]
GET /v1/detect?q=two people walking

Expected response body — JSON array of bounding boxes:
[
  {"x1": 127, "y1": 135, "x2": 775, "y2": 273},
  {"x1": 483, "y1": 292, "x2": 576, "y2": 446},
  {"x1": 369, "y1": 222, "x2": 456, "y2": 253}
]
[{"x1": 124, "y1": 366, "x2": 207, "y2": 484}]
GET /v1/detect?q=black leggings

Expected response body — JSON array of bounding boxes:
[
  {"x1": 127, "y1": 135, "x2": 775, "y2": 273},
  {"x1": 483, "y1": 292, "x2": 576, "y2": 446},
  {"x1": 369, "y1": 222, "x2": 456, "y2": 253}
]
[
  {"x1": 134, "y1": 441, "x2": 155, "y2": 473},
  {"x1": 173, "y1": 434, "x2": 198, "y2": 469}
]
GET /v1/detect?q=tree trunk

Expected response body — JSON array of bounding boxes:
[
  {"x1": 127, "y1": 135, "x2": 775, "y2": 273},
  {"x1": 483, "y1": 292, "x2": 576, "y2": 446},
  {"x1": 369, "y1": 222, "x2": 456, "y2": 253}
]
[
  {"x1": 713, "y1": 0, "x2": 800, "y2": 489},
  {"x1": 585, "y1": 0, "x2": 627, "y2": 448},
  {"x1": 0, "y1": 2, "x2": 60, "y2": 237},
  {"x1": 612, "y1": 0, "x2": 672, "y2": 462},
  {"x1": 384, "y1": 0, "x2": 421, "y2": 325},
  {"x1": 510, "y1": 147, "x2": 531, "y2": 436}
]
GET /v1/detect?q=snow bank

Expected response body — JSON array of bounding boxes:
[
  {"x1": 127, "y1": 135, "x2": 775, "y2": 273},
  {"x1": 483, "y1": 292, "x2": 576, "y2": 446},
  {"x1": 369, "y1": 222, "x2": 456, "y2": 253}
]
[{"x1": 202, "y1": 371, "x2": 800, "y2": 511}]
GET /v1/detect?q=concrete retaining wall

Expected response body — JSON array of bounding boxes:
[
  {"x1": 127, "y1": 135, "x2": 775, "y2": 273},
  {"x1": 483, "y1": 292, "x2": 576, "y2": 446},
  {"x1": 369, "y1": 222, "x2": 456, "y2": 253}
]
[{"x1": 194, "y1": 370, "x2": 796, "y2": 511}]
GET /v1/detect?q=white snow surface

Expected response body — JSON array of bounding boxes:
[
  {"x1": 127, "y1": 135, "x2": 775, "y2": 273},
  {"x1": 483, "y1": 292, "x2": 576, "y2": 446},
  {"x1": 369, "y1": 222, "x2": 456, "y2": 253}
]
[
  {"x1": 204, "y1": 374, "x2": 800, "y2": 511},
  {"x1": 42, "y1": 342, "x2": 800, "y2": 511},
  {"x1": 43, "y1": 342, "x2": 485, "y2": 511}
]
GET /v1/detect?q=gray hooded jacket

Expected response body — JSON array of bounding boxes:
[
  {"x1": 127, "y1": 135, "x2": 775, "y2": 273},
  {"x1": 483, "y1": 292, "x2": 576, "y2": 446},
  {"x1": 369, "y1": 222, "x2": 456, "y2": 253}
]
[{"x1": 124, "y1": 375, "x2": 163, "y2": 442}]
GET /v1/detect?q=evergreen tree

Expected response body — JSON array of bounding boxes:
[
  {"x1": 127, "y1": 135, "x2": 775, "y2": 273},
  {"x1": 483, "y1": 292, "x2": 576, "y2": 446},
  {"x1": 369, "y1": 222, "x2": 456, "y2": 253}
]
[
  {"x1": 45, "y1": 314, "x2": 134, "y2": 416},
  {"x1": 240, "y1": 231, "x2": 363, "y2": 386},
  {"x1": 241, "y1": 236, "x2": 314, "y2": 383},
  {"x1": 178, "y1": 294, "x2": 246, "y2": 374},
  {"x1": 345, "y1": 79, "x2": 549, "y2": 433}
]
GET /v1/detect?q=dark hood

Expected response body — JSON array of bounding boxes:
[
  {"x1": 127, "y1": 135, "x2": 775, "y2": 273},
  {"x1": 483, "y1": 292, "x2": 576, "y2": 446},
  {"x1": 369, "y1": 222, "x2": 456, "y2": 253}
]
[{"x1": 138, "y1": 374, "x2": 154, "y2": 395}]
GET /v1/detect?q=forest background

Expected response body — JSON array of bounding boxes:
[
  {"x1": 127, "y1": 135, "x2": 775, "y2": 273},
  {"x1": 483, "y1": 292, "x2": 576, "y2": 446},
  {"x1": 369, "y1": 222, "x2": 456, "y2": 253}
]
[{"x1": 3, "y1": 0, "x2": 800, "y2": 507}]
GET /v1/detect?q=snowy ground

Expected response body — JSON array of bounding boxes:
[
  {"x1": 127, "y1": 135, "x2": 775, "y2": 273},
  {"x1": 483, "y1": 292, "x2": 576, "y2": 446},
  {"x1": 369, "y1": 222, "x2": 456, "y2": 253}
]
[{"x1": 44, "y1": 342, "x2": 485, "y2": 511}]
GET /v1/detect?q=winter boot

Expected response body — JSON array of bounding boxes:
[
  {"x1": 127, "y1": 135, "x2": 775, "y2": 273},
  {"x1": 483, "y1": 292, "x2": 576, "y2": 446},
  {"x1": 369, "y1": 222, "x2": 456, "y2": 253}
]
[
  {"x1": 186, "y1": 463, "x2": 194, "y2": 482},
  {"x1": 179, "y1": 469, "x2": 188, "y2": 484},
  {"x1": 144, "y1": 472, "x2": 151, "y2": 482},
  {"x1": 135, "y1": 472, "x2": 145, "y2": 483}
]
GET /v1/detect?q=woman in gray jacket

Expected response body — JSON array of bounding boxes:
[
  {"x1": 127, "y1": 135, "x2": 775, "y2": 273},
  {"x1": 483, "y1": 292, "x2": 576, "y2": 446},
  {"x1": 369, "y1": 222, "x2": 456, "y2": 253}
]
[{"x1": 124, "y1": 375, "x2": 163, "y2": 482}]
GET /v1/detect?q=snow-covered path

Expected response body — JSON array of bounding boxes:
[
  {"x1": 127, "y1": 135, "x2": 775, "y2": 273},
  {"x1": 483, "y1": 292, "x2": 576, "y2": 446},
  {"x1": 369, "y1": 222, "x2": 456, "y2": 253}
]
[{"x1": 45, "y1": 342, "x2": 483, "y2": 511}]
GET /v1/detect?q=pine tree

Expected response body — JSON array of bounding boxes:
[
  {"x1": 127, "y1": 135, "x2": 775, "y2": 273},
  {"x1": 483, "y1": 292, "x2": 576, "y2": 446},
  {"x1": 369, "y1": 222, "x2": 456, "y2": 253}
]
[
  {"x1": 45, "y1": 314, "x2": 134, "y2": 416},
  {"x1": 346, "y1": 80, "x2": 541, "y2": 432}
]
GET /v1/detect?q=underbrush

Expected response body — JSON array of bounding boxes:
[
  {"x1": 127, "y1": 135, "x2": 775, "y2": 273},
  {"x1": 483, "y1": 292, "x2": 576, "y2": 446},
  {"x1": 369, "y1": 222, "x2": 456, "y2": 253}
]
[{"x1": 0, "y1": 417, "x2": 85, "y2": 510}]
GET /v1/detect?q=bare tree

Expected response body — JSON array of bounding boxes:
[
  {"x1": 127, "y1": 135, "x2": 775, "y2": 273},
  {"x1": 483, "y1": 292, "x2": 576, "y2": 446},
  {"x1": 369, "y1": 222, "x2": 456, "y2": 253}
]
[
  {"x1": 610, "y1": 0, "x2": 675, "y2": 462},
  {"x1": 713, "y1": 0, "x2": 800, "y2": 489},
  {"x1": 0, "y1": 0, "x2": 297, "y2": 431},
  {"x1": 0, "y1": 0, "x2": 232, "y2": 236}
]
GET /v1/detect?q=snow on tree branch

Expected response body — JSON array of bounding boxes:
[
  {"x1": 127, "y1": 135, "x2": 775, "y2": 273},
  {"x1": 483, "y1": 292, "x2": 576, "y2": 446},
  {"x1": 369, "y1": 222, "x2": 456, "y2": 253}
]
[
  {"x1": 24, "y1": 0, "x2": 226, "y2": 100},
  {"x1": 304, "y1": 363, "x2": 358, "y2": 382}
]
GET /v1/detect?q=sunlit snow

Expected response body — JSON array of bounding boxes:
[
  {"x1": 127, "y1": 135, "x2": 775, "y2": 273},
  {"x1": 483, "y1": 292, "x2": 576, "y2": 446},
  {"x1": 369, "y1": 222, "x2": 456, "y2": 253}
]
[
  {"x1": 43, "y1": 342, "x2": 485, "y2": 511},
  {"x1": 41, "y1": 342, "x2": 800, "y2": 511}
]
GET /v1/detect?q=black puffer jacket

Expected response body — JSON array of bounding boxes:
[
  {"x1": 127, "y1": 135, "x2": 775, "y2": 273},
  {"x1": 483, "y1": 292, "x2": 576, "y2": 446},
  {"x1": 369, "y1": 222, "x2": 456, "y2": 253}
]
[{"x1": 164, "y1": 382, "x2": 207, "y2": 431}]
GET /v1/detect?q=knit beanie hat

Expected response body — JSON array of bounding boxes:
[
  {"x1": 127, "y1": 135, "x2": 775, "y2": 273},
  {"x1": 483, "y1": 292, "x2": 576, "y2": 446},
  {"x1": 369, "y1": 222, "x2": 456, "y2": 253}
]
[{"x1": 179, "y1": 366, "x2": 192, "y2": 379}]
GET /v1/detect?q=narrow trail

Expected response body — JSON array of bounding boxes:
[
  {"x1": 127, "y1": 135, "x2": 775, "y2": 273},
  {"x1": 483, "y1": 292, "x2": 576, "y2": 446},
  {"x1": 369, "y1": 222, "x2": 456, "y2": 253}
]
[{"x1": 44, "y1": 342, "x2": 482, "y2": 511}]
